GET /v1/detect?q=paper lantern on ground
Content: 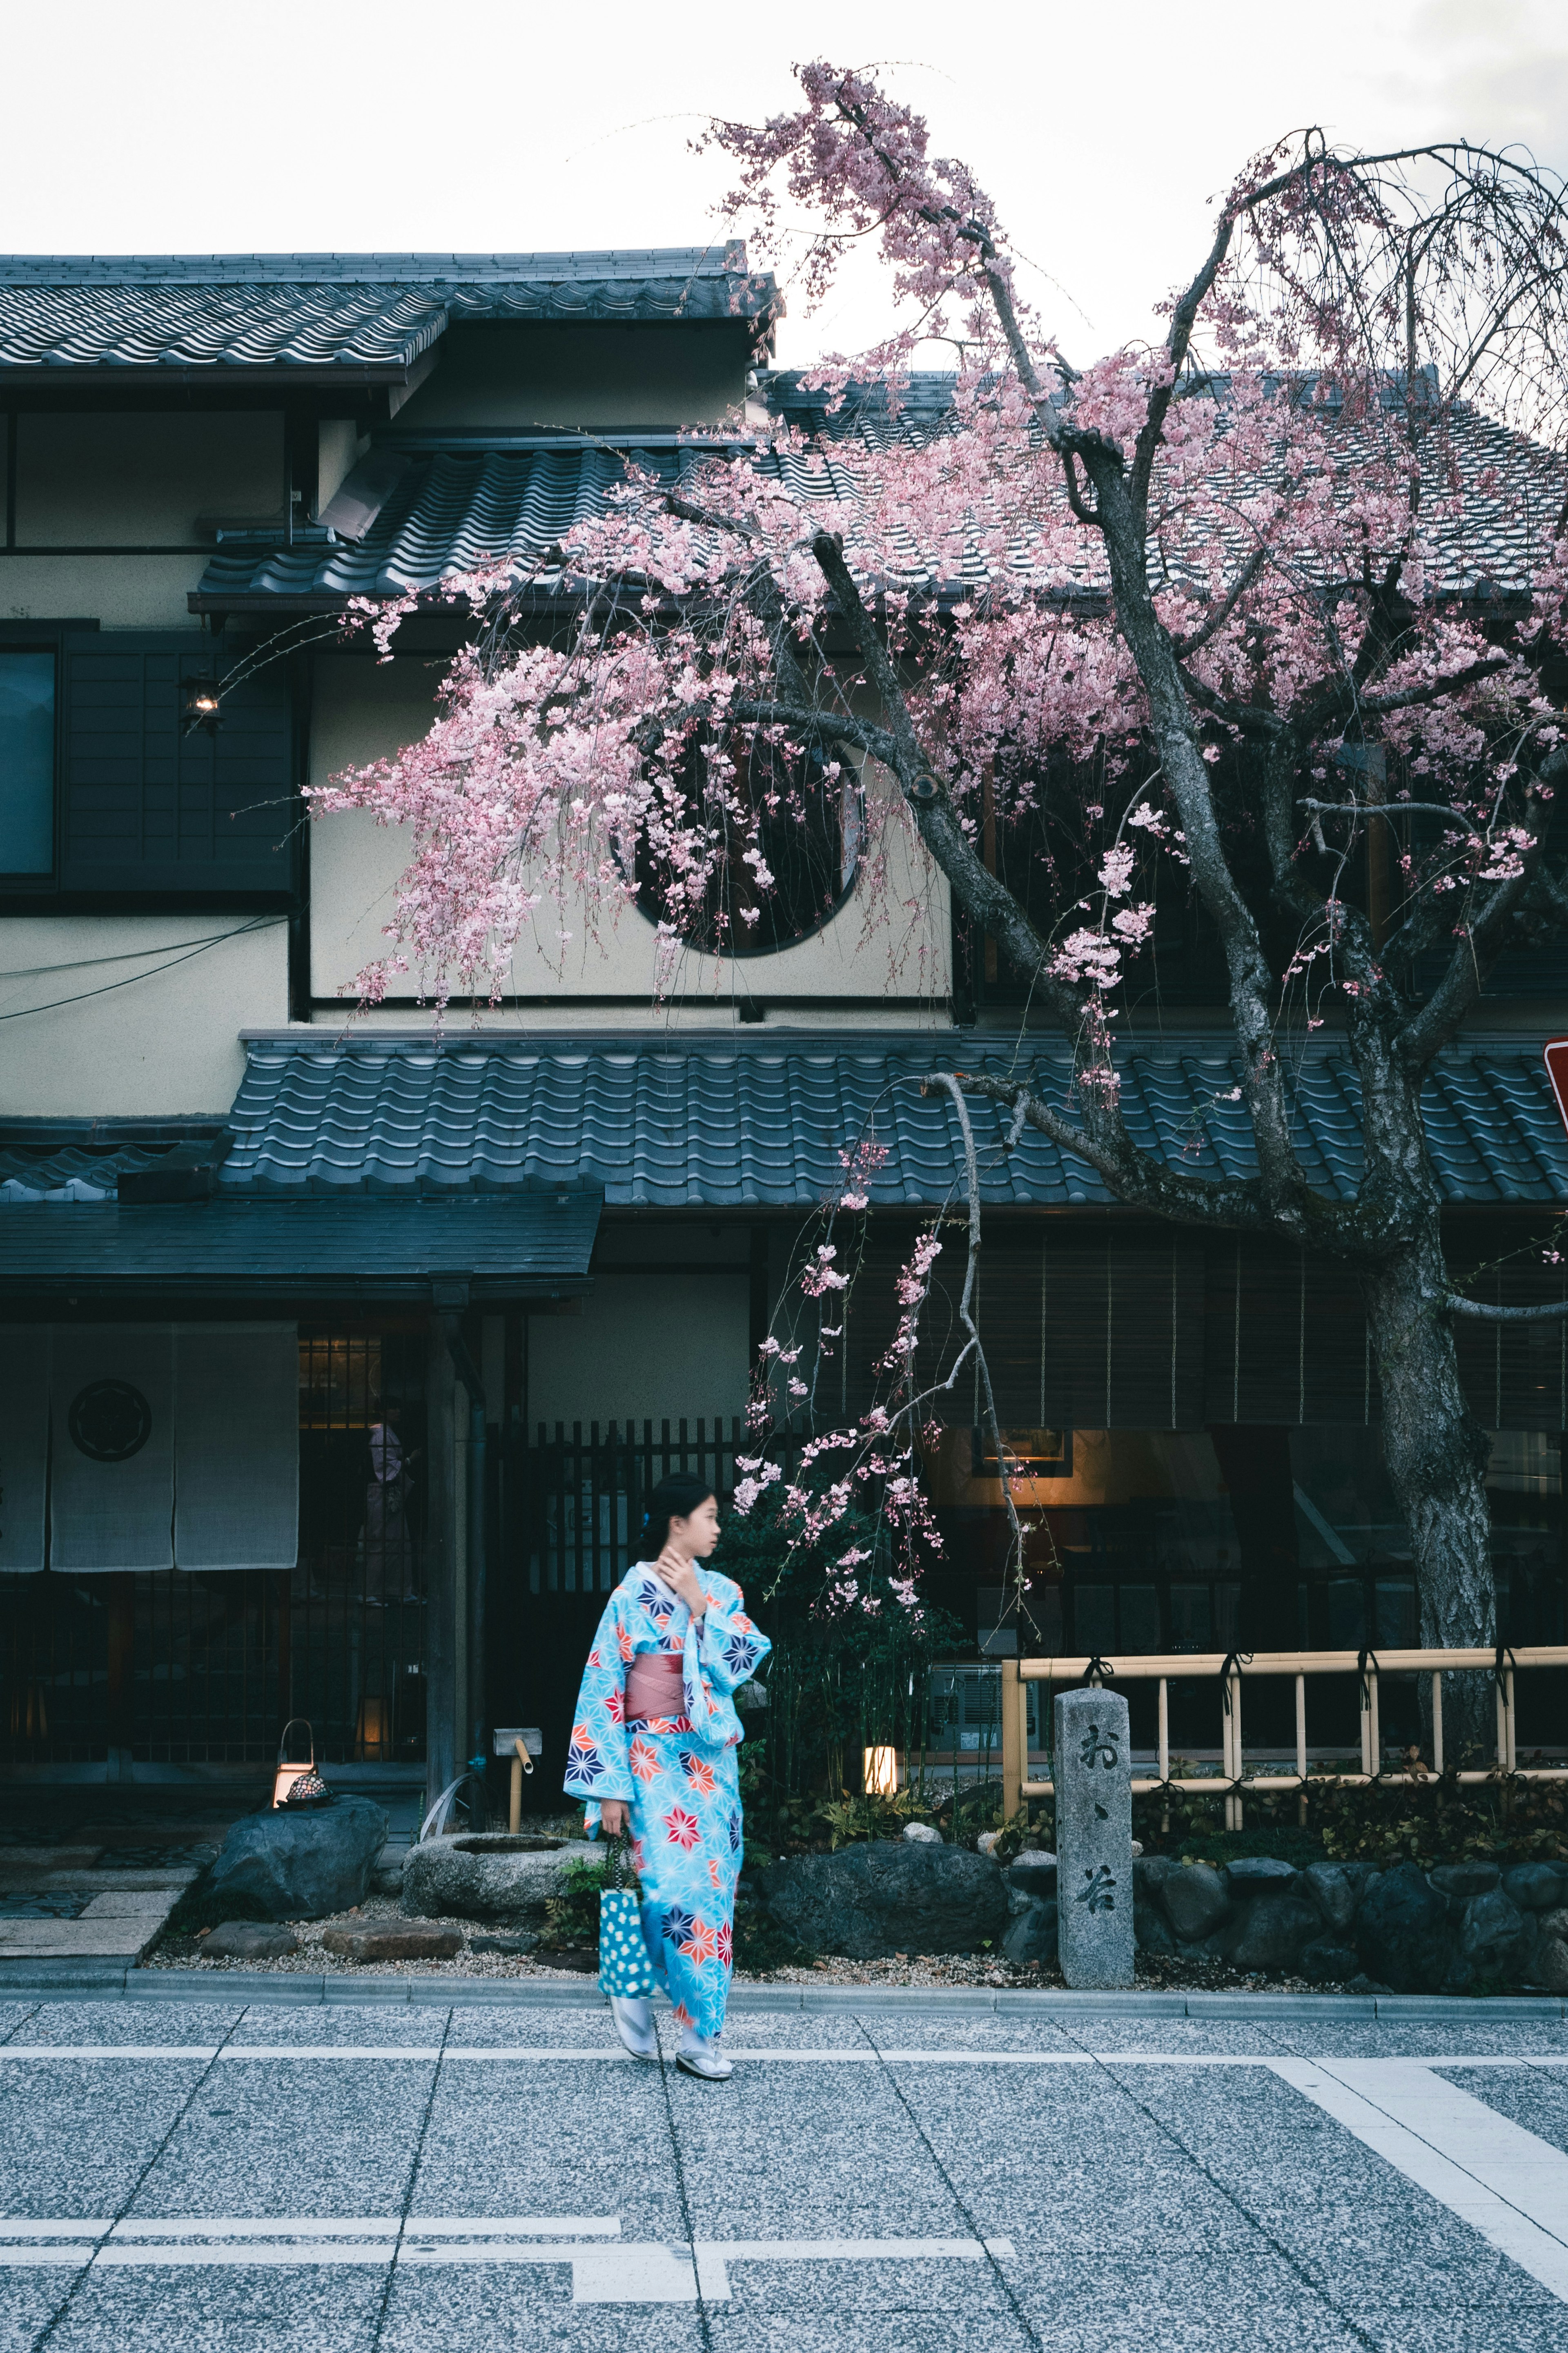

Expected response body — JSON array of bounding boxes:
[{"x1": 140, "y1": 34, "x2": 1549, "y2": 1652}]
[
  {"x1": 863, "y1": 1745, "x2": 898, "y2": 1798},
  {"x1": 354, "y1": 1698, "x2": 392, "y2": 1761},
  {"x1": 272, "y1": 1717, "x2": 318, "y2": 1807}
]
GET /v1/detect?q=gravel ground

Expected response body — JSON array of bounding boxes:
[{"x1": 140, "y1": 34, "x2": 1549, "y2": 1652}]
[{"x1": 145, "y1": 1891, "x2": 1330, "y2": 1995}]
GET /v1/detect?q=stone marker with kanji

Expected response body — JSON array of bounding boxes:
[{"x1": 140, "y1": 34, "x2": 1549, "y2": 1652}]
[{"x1": 1054, "y1": 1685, "x2": 1135, "y2": 1989}]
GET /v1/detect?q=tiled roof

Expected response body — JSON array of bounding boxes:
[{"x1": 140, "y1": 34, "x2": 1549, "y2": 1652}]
[
  {"x1": 0, "y1": 1194, "x2": 601, "y2": 1298},
  {"x1": 195, "y1": 443, "x2": 713, "y2": 608},
  {"x1": 216, "y1": 1034, "x2": 1568, "y2": 1210},
  {"x1": 0, "y1": 1139, "x2": 174, "y2": 1204},
  {"x1": 193, "y1": 371, "x2": 1564, "y2": 610},
  {"x1": 0, "y1": 247, "x2": 777, "y2": 371}
]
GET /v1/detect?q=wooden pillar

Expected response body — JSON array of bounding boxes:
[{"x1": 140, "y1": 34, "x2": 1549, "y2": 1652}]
[
  {"x1": 106, "y1": 1573, "x2": 135, "y2": 1780},
  {"x1": 424, "y1": 1326, "x2": 459, "y2": 1805},
  {"x1": 1001, "y1": 1658, "x2": 1023, "y2": 1822}
]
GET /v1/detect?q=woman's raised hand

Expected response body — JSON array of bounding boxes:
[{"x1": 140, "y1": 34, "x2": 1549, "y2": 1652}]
[
  {"x1": 653, "y1": 1546, "x2": 708, "y2": 1618},
  {"x1": 600, "y1": 1800, "x2": 629, "y2": 1837}
]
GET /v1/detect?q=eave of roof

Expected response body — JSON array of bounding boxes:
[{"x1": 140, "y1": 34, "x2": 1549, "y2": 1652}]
[
  {"x1": 0, "y1": 247, "x2": 781, "y2": 379},
  {"x1": 209, "y1": 1032, "x2": 1568, "y2": 1211},
  {"x1": 0, "y1": 1191, "x2": 603, "y2": 1301},
  {"x1": 189, "y1": 372, "x2": 1561, "y2": 615}
]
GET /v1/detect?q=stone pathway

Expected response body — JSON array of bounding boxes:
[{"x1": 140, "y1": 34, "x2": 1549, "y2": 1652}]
[
  {"x1": 3, "y1": 1991, "x2": 1568, "y2": 2349},
  {"x1": 0, "y1": 1833, "x2": 214, "y2": 1967}
]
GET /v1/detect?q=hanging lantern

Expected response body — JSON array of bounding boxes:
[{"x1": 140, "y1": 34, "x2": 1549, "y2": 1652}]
[{"x1": 863, "y1": 1745, "x2": 899, "y2": 1798}]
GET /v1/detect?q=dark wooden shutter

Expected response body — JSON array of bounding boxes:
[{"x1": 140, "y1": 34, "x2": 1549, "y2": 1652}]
[
  {"x1": 1452, "y1": 1238, "x2": 1568, "y2": 1432},
  {"x1": 59, "y1": 632, "x2": 294, "y2": 894},
  {"x1": 843, "y1": 1220, "x2": 1205, "y2": 1431}
]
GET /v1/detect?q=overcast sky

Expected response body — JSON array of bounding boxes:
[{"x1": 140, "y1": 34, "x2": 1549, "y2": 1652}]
[{"x1": 4, "y1": 0, "x2": 1565, "y2": 365}]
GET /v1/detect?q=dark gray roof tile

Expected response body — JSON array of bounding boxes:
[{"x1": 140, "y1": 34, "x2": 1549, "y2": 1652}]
[
  {"x1": 0, "y1": 248, "x2": 778, "y2": 372},
  {"x1": 215, "y1": 1034, "x2": 1568, "y2": 1210}
]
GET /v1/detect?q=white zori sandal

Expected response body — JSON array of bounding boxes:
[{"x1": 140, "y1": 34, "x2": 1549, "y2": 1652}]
[
  {"x1": 676, "y1": 2031, "x2": 733, "y2": 2081},
  {"x1": 609, "y1": 1996, "x2": 659, "y2": 2060}
]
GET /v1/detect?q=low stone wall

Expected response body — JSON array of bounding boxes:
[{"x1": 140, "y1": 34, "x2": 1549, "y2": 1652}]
[
  {"x1": 759, "y1": 1839, "x2": 1568, "y2": 1991},
  {"x1": 1006, "y1": 1853, "x2": 1568, "y2": 1992}
]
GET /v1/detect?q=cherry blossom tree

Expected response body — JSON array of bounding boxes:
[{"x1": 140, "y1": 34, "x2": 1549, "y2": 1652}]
[{"x1": 316, "y1": 66, "x2": 1568, "y2": 1736}]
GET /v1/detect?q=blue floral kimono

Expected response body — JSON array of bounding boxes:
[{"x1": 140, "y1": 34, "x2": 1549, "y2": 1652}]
[{"x1": 564, "y1": 1563, "x2": 769, "y2": 2037}]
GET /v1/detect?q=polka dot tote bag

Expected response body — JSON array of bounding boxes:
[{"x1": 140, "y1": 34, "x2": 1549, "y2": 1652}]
[{"x1": 599, "y1": 1833, "x2": 655, "y2": 1997}]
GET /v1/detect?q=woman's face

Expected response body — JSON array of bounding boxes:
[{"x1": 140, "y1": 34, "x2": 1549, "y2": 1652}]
[{"x1": 670, "y1": 1494, "x2": 721, "y2": 1559}]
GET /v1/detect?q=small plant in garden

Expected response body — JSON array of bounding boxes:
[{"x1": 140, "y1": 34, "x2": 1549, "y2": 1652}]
[{"x1": 541, "y1": 1856, "x2": 607, "y2": 1950}]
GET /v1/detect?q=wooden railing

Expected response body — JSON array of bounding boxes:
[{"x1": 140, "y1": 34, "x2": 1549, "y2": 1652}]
[{"x1": 1000, "y1": 1647, "x2": 1568, "y2": 1828}]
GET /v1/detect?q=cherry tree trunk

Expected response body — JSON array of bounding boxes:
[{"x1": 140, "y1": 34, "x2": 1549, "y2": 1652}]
[{"x1": 1361, "y1": 1236, "x2": 1496, "y2": 1755}]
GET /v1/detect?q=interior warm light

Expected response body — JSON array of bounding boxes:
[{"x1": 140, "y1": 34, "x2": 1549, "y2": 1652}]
[
  {"x1": 354, "y1": 1697, "x2": 392, "y2": 1761},
  {"x1": 863, "y1": 1744, "x2": 898, "y2": 1798}
]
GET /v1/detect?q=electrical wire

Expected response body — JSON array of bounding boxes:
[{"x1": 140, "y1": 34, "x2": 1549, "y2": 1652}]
[
  {"x1": 0, "y1": 922, "x2": 283, "y2": 984},
  {"x1": 0, "y1": 915, "x2": 286, "y2": 1023}
]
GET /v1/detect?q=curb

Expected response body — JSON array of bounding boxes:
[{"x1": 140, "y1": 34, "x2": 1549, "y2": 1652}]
[{"x1": 1, "y1": 1967, "x2": 1564, "y2": 2022}]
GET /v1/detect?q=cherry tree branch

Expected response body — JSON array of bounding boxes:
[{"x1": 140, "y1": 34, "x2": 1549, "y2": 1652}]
[
  {"x1": 1446, "y1": 1294, "x2": 1568, "y2": 1323},
  {"x1": 1170, "y1": 546, "x2": 1271, "y2": 658}
]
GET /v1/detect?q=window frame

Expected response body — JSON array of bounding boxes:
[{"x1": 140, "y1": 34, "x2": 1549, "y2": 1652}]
[
  {"x1": 0, "y1": 620, "x2": 79, "y2": 893},
  {"x1": 0, "y1": 620, "x2": 301, "y2": 911}
]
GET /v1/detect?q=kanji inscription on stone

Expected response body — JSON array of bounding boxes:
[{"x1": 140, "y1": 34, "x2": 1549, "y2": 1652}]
[{"x1": 1054, "y1": 1685, "x2": 1134, "y2": 1989}]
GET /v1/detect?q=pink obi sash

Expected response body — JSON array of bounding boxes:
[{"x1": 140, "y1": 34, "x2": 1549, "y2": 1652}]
[{"x1": 624, "y1": 1651, "x2": 687, "y2": 1723}]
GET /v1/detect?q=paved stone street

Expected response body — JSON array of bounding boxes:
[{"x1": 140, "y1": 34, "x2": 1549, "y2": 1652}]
[{"x1": 3, "y1": 1994, "x2": 1568, "y2": 2352}]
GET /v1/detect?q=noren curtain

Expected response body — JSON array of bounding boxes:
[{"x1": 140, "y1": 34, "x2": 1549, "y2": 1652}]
[{"x1": 173, "y1": 1323, "x2": 298, "y2": 1570}]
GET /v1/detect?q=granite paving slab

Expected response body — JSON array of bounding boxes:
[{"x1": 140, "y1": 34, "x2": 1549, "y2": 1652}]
[{"x1": 5, "y1": 1998, "x2": 1568, "y2": 2349}]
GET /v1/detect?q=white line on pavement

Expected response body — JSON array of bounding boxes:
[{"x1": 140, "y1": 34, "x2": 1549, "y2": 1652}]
[
  {"x1": 1270, "y1": 2059, "x2": 1568, "y2": 2305},
  {"x1": 0, "y1": 2219, "x2": 1010, "y2": 2303},
  {"x1": 4, "y1": 2044, "x2": 1568, "y2": 2066}
]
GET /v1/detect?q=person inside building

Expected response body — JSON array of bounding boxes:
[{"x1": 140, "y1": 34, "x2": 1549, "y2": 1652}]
[
  {"x1": 564, "y1": 1471, "x2": 769, "y2": 2079},
  {"x1": 363, "y1": 1399, "x2": 421, "y2": 1604}
]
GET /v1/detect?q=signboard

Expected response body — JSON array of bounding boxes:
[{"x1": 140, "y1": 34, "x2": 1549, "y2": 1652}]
[{"x1": 1545, "y1": 1040, "x2": 1568, "y2": 1137}]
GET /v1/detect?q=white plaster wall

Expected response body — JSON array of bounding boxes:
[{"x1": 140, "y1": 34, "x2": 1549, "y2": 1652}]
[
  {"x1": 317, "y1": 420, "x2": 367, "y2": 516},
  {"x1": 0, "y1": 913, "x2": 287, "y2": 1116},
  {"x1": 16, "y1": 413, "x2": 282, "y2": 542},
  {"x1": 0, "y1": 558, "x2": 209, "y2": 629},
  {"x1": 394, "y1": 325, "x2": 749, "y2": 432},
  {"x1": 309, "y1": 657, "x2": 952, "y2": 1014},
  {"x1": 527, "y1": 1271, "x2": 751, "y2": 1433}
]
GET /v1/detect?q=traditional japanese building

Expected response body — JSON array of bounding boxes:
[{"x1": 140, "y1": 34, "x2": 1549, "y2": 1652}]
[{"x1": 2, "y1": 250, "x2": 1565, "y2": 1808}]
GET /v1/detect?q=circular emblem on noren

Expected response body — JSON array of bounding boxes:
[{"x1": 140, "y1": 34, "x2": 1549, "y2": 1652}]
[{"x1": 68, "y1": 1381, "x2": 153, "y2": 1463}]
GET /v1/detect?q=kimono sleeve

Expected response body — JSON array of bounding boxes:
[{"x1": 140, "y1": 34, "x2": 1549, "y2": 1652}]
[
  {"x1": 682, "y1": 1574, "x2": 771, "y2": 1737},
  {"x1": 564, "y1": 1586, "x2": 634, "y2": 1807}
]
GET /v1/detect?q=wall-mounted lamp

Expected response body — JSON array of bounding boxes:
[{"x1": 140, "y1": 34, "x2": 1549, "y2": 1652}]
[{"x1": 181, "y1": 676, "x2": 222, "y2": 736}]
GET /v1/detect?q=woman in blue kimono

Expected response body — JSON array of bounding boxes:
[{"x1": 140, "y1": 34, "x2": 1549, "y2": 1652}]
[{"x1": 564, "y1": 1472, "x2": 769, "y2": 2079}]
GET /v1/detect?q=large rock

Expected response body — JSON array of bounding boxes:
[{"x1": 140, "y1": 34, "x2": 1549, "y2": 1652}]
[
  {"x1": 1454, "y1": 1890, "x2": 1533, "y2": 1986},
  {"x1": 402, "y1": 1833, "x2": 597, "y2": 1927},
  {"x1": 322, "y1": 1923, "x2": 461, "y2": 1963},
  {"x1": 207, "y1": 1797, "x2": 390, "y2": 1923},
  {"x1": 1430, "y1": 1861, "x2": 1500, "y2": 1899},
  {"x1": 762, "y1": 1840, "x2": 1009, "y2": 1960},
  {"x1": 1225, "y1": 1895, "x2": 1322, "y2": 1974},
  {"x1": 1298, "y1": 1938, "x2": 1360, "y2": 1983},
  {"x1": 1134, "y1": 1902, "x2": 1179, "y2": 1955},
  {"x1": 1534, "y1": 1907, "x2": 1568, "y2": 1994},
  {"x1": 201, "y1": 1921, "x2": 298, "y2": 1960},
  {"x1": 1356, "y1": 1861, "x2": 1453, "y2": 1994},
  {"x1": 1161, "y1": 1862, "x2": 1230, "y2": 1943},
  {"x1": 1002, "y1": 1898, "x2": 1058, "y2": 1965},
  {"x1": 1301, "y1": 1862, "x2": 1359, "y2": 1935},
  {"x1": 1503, "y1": 1863, "x2": 1566, "y2": 1913},
  {"x1": 1225, "y1": 1857, "x2": 1300, "y2": 1900},
  {"x1": 1008, "y1": 1851, "x2": 1058, "y2": 1900}
]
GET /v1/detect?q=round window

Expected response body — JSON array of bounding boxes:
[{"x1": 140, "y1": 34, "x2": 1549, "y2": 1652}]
[{"x1": 634, "y1": 732, "x2": 862, "y2": 956}]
